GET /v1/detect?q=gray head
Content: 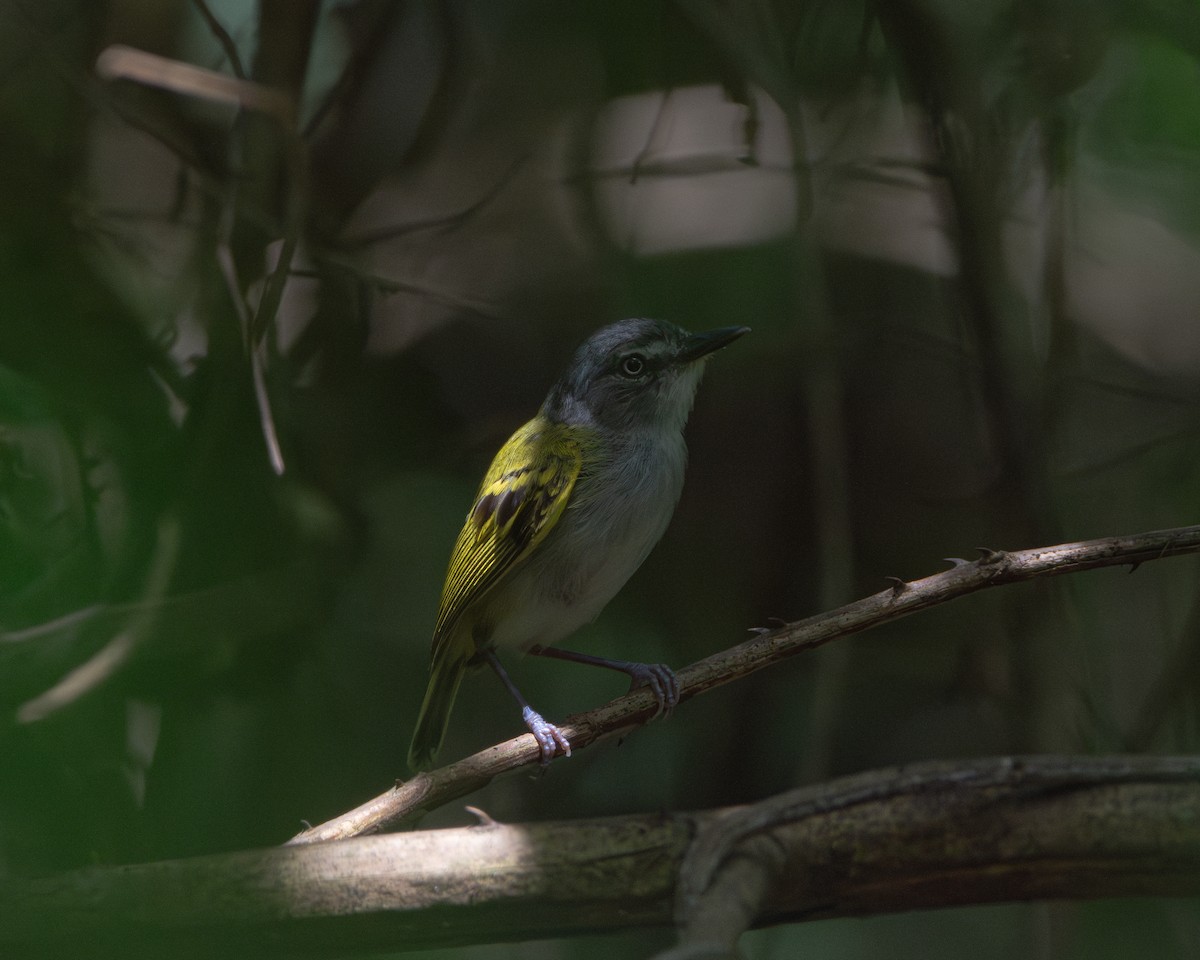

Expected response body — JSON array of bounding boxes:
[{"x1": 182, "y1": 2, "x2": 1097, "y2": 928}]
[{"x1": 542, "y1": 318, "x2": 749, "y2": 433}]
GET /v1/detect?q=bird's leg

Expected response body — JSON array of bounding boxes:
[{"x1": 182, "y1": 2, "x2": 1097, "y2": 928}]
[
  {"x1": 481, "y1": 648, "x2": 571, "y2": 764},
  {"x1": 527, "y1": 645, "x2": 680, "y2": 717}
]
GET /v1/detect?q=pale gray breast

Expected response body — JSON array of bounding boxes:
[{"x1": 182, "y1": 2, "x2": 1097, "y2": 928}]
[
  {"x1": 545, "y1": 430, "x2": 686, "y2": 602},
  {"x1": 486, "y1": 429, "x2": 688, "y2": 650}
]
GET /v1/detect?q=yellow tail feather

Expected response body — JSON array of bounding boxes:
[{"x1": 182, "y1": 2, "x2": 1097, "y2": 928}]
[{"x1": 407, "y1": 655, "x2": 468, "y2": 771}]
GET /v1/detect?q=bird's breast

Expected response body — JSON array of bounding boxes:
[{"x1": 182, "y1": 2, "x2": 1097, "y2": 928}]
[{"x1": 487, "y1": 431, "x2": 687, "y2": 650}]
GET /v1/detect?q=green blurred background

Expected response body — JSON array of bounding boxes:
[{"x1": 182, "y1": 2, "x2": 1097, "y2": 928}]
[{"x1": 1, "y1": 0, "x2": 1198, "y2": 956}]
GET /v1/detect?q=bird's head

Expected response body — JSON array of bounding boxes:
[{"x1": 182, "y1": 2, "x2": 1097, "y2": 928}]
[{"x1": 542, "y1": 318, "x2": 749, "y2": 434}]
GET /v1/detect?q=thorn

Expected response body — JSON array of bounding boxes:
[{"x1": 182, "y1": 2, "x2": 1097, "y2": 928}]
[
  {"x1": 767, "y1": 616, "x2": 789, "y2": 628},
  {"x1": 464, "y1": 805, "x2": 500, "y2": 827},
  {"x1": 300, "y1": 819, "x2": 312, "y2": 830},
  {"x1": 884, "y1": 576, "x2": 907, "y2": 596},
  {"x1": 976, "y1": 547, "x2": 1007, "y2": 564},
  {"x1": 1128, "y1": 560, "x2": 1141, "y2": 574},
  {"x1": 747, "y1": 626, "x2": 770, "y2": 636},
  {"x1": 943, "y1": 557, "x2": 969, "y2": 568}
]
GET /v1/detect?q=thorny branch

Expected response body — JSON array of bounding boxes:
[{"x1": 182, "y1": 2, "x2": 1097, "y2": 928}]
[{"x1": 289, "y1": 523, "x2": 1200, "y2": 844}]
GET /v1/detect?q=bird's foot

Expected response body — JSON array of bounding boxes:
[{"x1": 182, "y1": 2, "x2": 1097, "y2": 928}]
[
  {"x1": 522, "y1": 706, "x2": 571, "y2": 765},
  {"x1": 625, "y1": 662, "x2": 680, "y2": 719}
]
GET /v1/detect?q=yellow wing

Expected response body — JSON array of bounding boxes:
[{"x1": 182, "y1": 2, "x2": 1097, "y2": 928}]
[{"x1": 431, "y1": 418, "x2": 583, "y2": 659}]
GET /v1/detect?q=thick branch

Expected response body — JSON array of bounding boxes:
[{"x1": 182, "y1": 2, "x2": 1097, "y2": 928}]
[
  {"x1": 291, "y1": 525, "x2": 1200, "y2": 841},
  {"x1": 4, "y1": 757, "x2": 1197, "y2": 957}
]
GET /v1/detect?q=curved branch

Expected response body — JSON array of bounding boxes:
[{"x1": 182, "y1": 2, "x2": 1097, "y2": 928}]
[
  {"x1": 660, "y1": 755, "x2": 1200, "y2": 959},
  {"x1": 5, "y1": 757, "x2": 1197, "y2": 957},
  {"x1": 290, "y1": 524, "x2": 1200, "y2": 843}
]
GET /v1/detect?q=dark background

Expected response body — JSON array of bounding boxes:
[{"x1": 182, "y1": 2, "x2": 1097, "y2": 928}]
[{"x1": 1, "y1": 0, "x2": 1198, "y2": 957}]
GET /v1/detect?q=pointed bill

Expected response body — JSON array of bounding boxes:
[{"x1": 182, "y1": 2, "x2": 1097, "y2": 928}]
[{"x1": 677, "y1": 325, "x2": 751, "y2": 364}]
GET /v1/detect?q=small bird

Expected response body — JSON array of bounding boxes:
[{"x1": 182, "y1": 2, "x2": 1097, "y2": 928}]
[{"x1": 407, "y1": 318, "x2": 749, "y2": 771}]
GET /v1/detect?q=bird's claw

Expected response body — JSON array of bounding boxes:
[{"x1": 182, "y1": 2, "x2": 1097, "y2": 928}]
[
  {"x1": 625, "y1": 662, "x2": 680, "y2": 719},
  {"x1": 522, "y1": 706, "x2": 571, "y2": 765}
]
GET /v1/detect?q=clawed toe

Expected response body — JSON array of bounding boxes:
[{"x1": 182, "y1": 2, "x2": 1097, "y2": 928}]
[
  {"x1": 626, "y1": 663, "x2": 680, "y2": 719},
  {"x1": 522, "y1": 706, "x2": 571, "y2": 764}
]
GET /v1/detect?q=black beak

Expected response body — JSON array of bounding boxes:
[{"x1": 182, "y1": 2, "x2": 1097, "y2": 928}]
[{"x1": 677, "y1": 325, "x2": 751, "y2": 364}]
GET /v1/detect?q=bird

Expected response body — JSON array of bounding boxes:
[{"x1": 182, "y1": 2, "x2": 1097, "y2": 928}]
[{"x1": 407, "y1": 318, "x2": 749, "y2": 771}]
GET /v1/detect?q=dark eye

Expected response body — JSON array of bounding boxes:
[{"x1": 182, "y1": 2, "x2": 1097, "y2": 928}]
[{"x1": 619, "y1": 354, "x2": 646, "y2": 378}]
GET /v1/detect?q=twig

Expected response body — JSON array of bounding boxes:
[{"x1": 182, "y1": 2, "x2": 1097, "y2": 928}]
[
  {"x1": 5, "y1": 756, "x2": 1197, "y2": 957},
  {"x1": 94, "y1": 39, "x2": 306, "y2": 476},
  {"x1": 289, "y1": 524, "x2": 1200, "y2": 843},
  {"x1": 15, "y1": 516, "x2": 181, "y2": 724},
  {"x1": 190, "y1": 0, "x2": 248, "y2": 79},
  {"x1": 245, "y1": 236, "x2": 299, "y2": 476},
  {"x1": 336, "y1": 153, "x2": 530, "y2": 249},
  {"x1": 95, "y1": 45, "x2": 293, "y2": 123}
]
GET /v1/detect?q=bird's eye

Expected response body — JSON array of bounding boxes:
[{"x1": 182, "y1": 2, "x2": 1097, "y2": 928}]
[{"x1": 619, "y1": 354, "x2": 646, "y2": 378}]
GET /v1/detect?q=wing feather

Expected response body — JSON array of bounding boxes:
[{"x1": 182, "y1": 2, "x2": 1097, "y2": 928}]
[{"x1": 431, "y1": 419, "x2": 583, "y2": 660}]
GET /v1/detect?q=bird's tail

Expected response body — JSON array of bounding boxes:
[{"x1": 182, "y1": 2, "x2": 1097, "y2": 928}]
[{"x1": 407, "y1": 654, "x2": 468, "y2": 771}]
